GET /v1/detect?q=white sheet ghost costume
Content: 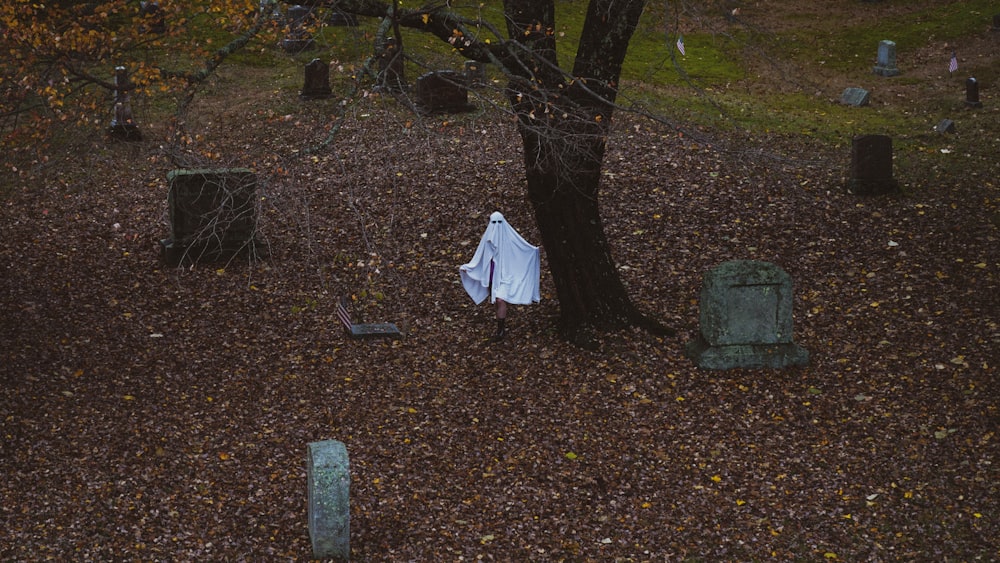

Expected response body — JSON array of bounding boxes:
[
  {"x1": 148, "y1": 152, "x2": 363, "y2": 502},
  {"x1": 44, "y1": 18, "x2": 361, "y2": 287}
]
[{"x1": 460, "y1": 212, "x2": 541, "y2": 306}]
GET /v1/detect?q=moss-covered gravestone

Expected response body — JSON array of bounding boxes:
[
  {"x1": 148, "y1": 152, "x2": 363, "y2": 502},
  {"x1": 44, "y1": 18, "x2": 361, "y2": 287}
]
[
  {"x1": 307, "y1": 440, "x2": 350, "y2": 561},
  {"x1": 686, "y1": 260, "x2": 809, "y2": 370},
  {"x1": 160, "y1": 168, "x2": 261, "y2": 266}
]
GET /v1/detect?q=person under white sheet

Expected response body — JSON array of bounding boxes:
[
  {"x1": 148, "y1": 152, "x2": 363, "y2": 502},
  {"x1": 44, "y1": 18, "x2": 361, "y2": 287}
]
[{"x1": 459, "y1": 211, "x2": 540, "y2": 342}]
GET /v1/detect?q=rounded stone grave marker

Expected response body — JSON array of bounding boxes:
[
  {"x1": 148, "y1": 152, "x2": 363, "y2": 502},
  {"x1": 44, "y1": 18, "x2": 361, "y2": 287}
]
[{"x1": 307, "y1": 440, "x2": 350, "y2": 560}]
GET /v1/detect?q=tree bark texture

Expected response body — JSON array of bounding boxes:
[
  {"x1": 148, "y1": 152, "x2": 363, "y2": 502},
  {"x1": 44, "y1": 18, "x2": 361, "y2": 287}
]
[{"x1": 502, "y1": 0, "x2": 667, "y2": 345}]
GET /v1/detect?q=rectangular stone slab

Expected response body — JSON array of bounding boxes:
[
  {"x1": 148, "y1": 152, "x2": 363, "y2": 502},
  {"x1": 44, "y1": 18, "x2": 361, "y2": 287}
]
[
  {"x1": 698, "y1": 260, "x2": 793, "y2": 346},
  {"x1": 308, "y1": 440, "x2": 350, "y2": 561}
]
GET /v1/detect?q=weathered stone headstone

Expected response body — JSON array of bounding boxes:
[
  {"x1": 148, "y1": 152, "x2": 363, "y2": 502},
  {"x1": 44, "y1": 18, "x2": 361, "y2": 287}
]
[
  {"x1": 160, "y1": 168, "x2": 262, "y2": 265},
  {"x1": 965, "y1": 77, "x2": 983, "y2": 108},
  {"x1": 872, "y1": 40, "x2": 900, "y2": 77},
  {"x1": 992, "y1": 14, "x2": 1000, "y2": 32},
  {"x1": 935, "y1": 119, "x2": 956, "y2": 134},
  {"x1": 300, "y1": 58, "x2": 332, "y2": 100},
  {"x1": 414, "y1": 70, "x2": 475, "y2": 114},
  {"x1": 375, "y1": 37, "x2": 405, "y2": 93},
  {"x1": 846, "y1": 134, "x2": 899, "y2": 195},
  {"x1": 464, "y1": 60, "x2": 486, "y2": 88},
  {"x1": 307, "y1": 440, "x2": 350, "y2": 561},
  {"x1": 107, "y1": 66, "x2": 141, "y2": 141},
  {"x1": 686, "y1": 260, "x2": 809, "y2": 370},
  {"x1": 840, "y1": 87, "x2": 870, "y2": 107},
  {"x1": 280, "y1": 5, "x2": 315, "y2": 52}
]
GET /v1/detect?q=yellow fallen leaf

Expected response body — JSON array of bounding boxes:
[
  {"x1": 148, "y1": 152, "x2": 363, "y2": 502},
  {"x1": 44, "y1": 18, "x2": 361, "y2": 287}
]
[
  {"x1": 736, "y1": 499, "x2": 746, "y2": 506},
  {"x1": 123, "y1": 395, "x2": 135, "y2": 401},
  {"x1": 711, "y1": 475, "x2": 722, "y2": 483}
]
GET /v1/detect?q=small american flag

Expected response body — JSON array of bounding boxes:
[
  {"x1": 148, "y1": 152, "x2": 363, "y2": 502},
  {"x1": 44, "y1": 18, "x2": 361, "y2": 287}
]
[
  {"x1": 676, "y1": 35, "x2": 686, "y2": 56},
  {"x1": 337, "y1": 297, "x2": 353, "y2": 332},
  {"x1": 948, "y1": 52, "x2": 958, "y2": 74}
]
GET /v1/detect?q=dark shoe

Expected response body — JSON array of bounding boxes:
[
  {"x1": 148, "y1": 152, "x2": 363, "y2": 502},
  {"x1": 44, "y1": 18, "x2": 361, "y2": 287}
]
[{"x1": 492, "y1": 318, "x2": 507, "y2": 342}]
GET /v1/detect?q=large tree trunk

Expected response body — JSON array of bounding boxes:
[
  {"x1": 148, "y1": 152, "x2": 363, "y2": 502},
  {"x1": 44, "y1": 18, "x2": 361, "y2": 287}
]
[
  {"x1": 502, "y1": 0, "x2": 667, "y2": 346},
  {"x1": 513, "y1": 101, "x2": 670, "y2": 347}
]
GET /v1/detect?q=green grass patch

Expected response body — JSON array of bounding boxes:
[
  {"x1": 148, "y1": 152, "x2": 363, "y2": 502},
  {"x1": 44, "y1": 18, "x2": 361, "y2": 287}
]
[{"x1": 777, "y1": 0, "x2": 997, "y2": 72}]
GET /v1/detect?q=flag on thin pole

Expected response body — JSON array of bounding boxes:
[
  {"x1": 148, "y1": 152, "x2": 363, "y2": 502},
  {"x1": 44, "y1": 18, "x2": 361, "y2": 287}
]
[
  {"x1": 676, "y1": 35, "x2": 686, "y2": 56},
  {"x1": 337, "y1": 297, "x2": 353, "y2": 332},
  {"x1": 949, "y1": 51, "x2": 958, "y2": 74}
]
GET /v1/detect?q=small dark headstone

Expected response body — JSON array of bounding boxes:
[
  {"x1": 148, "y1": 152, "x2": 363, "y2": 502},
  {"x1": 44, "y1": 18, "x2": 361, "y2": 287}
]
[
  {"x1": 107, "y1": 66, "x2": 141, "y2": 141},
  {"x1": 300, "y1": 59, "x2": 332, "y2": 100},
  {"x1": 375, "y1": 37, "x2": 405, "y2": 93},
  {"x1": 846, "y1": 134, "x2": 899, "y2": 195},
  {"x1": 464, "y1": 60, "x2": 486, "y2": 88},
  {"x1": 259, "y1": 0, "x2": 282, "y2": 21},
  {"x1": 280, "y1": 5, "x2": 315, "y2": 52},
  {"x1": 965, "y1": 77, "x2": 983, "y2": 108},
  {"x1": 935, "y1": 119, "x2": 956, "y2": 134},
  {"x1": 840, "y1": 87, "x2": 870, "y2": 107},
  {"x1": 307, "y1": 440, "x2": 350, "y2": 561},
  {"x1": 686, "y1": 260, "x2": 809, "y2": 370},
  {"x1": 139, "y1": 1, "x2": 165, "y2": 33},
  {"x1": 992, "y1": 14, "x2": 1000, "y2": 32},
  {"x1": 327, "y1": 10, "x2": 357, "y2": 26},
  {"x1": 414, "y1": 71, "x2": 475, "y2": 114},
  {"x1": 160, "y1": 169, "x2": 263, "y2": 265},
  {"x1": 873, "y1": 40, "x2": 900, "y2": 77}
]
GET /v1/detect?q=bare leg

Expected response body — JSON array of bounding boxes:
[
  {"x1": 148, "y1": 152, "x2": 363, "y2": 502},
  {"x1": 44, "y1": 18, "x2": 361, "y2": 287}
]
[{"x1": 493, "y1": 299, "x2": 507, "y2": 342}]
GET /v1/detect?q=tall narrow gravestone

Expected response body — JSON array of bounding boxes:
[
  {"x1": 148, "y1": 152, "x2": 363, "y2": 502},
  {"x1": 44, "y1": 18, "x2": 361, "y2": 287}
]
[
  {"x1": 965, "y1": 77, "x2": 983, "y2": 108},
  {"x1": 872, "y1": 40, "x2": 900, "y2": 77},
  {"x1": 846, "y1": 134, "x2": 899, "y2": 195},
  {"x1": 414, "y1": 70, "x2": 475, "y2": 114},
  {"x1": 300, "y1": 58, "x2": 332, "y2": 100},
  {"x1": 686, "y1": 260, "x2": 809, "y2": 370},
  {"x1": 375, "y1": 37, "x2": 405, "y2": 93},
  {"x1": 108, "y1": 66, "x2": 141, "y2": 141},
  {"x1": 307, "y1": 440, "x2": 350, "y2": 561},
  {"x1": 160, "y1": 169, "x2": 262, "y2": 266}
]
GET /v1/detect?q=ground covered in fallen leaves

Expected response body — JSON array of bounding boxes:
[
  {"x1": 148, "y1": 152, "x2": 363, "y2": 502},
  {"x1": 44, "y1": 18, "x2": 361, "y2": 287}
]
[{"x1": 2, "y1": 9, "x2": 999, "y2": 563}]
